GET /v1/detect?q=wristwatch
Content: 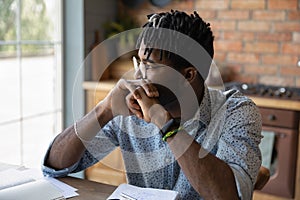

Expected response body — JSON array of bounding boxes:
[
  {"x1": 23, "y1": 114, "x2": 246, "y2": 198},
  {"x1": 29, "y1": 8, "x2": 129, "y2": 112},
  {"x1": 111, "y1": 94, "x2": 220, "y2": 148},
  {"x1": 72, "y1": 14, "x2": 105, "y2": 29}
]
[{"x1": 160, "y1": 118, "x2": 181, "y2": 138}]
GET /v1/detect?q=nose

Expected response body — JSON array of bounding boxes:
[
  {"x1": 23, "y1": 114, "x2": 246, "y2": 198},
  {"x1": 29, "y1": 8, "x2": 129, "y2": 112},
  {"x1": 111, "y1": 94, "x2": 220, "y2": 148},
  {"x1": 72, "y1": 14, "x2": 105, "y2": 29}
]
[{"x1": 134, "y1": 69, "x2": 142, "y2": 79}]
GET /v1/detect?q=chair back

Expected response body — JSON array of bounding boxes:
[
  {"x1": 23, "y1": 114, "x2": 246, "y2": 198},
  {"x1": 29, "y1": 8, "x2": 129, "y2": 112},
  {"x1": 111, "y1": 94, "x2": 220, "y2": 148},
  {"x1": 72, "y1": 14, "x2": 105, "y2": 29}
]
[{"x1": 254, "y1": 166, "x2": 270, "y2": 190}]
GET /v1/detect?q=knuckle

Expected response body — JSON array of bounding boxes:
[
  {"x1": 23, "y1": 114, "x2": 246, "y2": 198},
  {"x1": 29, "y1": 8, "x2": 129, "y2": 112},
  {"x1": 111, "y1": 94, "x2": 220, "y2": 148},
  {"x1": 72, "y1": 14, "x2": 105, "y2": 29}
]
[
  {"x1": 136, "y1": 86, "x2": 143, "y2": 91},
  {"x1": 125, "y1": 94, "x2": 131, "y2": 101},
  {"x1": 133, "y1": 89, "x2": 140, "y2": 96}
]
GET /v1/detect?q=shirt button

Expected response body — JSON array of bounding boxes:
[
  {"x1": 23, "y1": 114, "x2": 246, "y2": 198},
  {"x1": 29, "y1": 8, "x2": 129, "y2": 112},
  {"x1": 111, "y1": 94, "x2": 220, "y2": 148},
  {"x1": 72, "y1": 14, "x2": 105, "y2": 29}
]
[{"x1": 165, "y1": 158, "x2": 171, "y2": 163}]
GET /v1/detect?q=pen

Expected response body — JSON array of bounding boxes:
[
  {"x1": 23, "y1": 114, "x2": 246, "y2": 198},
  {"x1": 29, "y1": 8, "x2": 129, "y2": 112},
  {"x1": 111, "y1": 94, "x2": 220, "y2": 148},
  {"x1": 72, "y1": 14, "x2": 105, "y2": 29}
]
[{"x1": 120, "y1": 192, "x2": 138, "y2": 200}]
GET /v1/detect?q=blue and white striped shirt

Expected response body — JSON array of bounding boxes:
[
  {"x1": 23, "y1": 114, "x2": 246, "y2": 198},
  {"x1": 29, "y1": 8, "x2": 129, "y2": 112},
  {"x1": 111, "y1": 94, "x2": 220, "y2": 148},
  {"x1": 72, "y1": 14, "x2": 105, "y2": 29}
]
[{"x1": 42, "y1": 86, "x2": 262, "y2": 200}]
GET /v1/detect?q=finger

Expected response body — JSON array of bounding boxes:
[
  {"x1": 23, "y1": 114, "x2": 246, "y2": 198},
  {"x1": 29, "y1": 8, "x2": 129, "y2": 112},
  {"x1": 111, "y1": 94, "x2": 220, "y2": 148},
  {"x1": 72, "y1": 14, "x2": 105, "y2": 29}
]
[
  {"x1": 141, "y1": 83, "x2": 159, "y2": 97},
  {"x1": 126, "y1": 94, "x2": 141, "y2": 110},
  {"x1": 123, "y1": 79, "x2": 159, "y2": 99},
  {"x1": 133, "y1": 86, "x2": 147, "y2": 100},
  {"x1": 125, "y1": 94, "x2": 143, "y2": 118},
  {"x1": 131, "y1": 108, "x2": 143, "y2": 119},
  {"x1": 120, "y1": 79, "x2": 141, "y2": 99},
  {"x1": 126, "y1": 79, "x2": 145, "y2": 86},
  {"x1": 129, "y1": 79, "x2": 159, "y2": 97}
]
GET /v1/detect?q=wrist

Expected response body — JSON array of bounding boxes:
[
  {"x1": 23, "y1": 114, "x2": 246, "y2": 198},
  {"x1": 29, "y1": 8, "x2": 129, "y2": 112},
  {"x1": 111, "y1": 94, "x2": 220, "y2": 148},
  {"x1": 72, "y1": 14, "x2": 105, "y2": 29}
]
[
  {"x1": 148, "y1": 104, "x2": 172, "y2": 129},
  {"x1": 162, "y1": 126, "x2": 183, "y2": 141},
  {"x1": 160, "y1": 117, "x2": 181, "y2": 138},
  {"x1": 76, "y1": 110, "x2": 102, "y2": 142}
]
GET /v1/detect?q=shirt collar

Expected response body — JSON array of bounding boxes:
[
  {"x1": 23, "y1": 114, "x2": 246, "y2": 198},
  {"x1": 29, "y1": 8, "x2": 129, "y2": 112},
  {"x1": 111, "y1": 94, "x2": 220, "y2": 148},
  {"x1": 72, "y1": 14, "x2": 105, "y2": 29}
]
[{"x1": 187, "y1": 84, "x2": 211, "y2": 127}]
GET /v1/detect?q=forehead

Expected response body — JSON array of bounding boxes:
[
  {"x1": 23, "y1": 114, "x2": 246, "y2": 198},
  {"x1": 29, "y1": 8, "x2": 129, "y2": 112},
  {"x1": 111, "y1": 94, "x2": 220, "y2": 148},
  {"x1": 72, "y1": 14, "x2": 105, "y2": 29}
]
[
  {"x1": 138, "y1": 42, "x2": 173, "y2": 66},
  {"x1": 138, "y1": 42, "x2": 157, "y2": 58}
]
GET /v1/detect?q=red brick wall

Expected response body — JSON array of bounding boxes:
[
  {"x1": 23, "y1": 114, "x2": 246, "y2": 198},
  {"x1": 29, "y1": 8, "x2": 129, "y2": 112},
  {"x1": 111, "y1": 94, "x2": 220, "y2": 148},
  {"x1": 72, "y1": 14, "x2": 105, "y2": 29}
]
[{"x1": 120, "y1": 0, "x2": 300, "y2": 87}]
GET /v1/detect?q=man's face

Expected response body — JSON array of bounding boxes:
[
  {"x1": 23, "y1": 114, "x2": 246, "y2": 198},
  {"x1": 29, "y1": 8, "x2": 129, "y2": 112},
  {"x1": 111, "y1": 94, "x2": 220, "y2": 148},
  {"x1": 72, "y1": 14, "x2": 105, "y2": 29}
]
[{"x1": 136, "y1": 43, "x2": 184, "y2": 106}]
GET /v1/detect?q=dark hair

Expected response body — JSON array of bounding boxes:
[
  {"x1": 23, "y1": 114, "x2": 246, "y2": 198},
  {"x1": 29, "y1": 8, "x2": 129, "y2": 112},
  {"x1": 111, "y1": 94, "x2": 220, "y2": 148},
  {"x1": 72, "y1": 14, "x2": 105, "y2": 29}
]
[{"x1": 136, "y1": 10, "x2": 214, "y2": 72}]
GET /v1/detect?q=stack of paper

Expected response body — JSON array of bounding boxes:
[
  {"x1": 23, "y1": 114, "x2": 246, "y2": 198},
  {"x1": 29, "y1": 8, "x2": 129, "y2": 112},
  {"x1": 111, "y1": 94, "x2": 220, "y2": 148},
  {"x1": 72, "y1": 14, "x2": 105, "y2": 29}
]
[
  {"x1": 0, "y1": 179, "x2": 65, "y2": 200},
  {"x1": 0, "y1": 163, "x2": 78, "y2": 200},
  {"x1": 107, "y1": 183, "x2": 179, "y2": 200},
  {"x1": 46, "y1": 177, "x2": 78, "y2": 199}
]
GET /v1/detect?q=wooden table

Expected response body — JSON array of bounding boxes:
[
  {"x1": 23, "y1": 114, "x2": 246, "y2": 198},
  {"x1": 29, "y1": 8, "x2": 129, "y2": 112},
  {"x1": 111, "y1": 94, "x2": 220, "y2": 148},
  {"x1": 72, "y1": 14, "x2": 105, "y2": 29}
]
[{"x1": 58, "y1": 177, "x2": 116, "y2": 200}]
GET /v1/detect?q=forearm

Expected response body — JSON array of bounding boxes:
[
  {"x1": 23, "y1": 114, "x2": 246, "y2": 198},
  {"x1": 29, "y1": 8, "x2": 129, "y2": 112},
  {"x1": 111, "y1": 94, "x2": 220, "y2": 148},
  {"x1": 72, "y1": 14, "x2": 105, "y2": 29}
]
[
  {"x1": 167, "y1": 132, "x2": 239, "y2": 200},
  {"x1": 129, "y1": 83, "x2": 239, "y2": 198},
  {"x1": 46, "y1": 124, "x2": 85, "y2": 170},
  {"x1": 46, "y1": 102, "x2": 113, "y2": 170}
]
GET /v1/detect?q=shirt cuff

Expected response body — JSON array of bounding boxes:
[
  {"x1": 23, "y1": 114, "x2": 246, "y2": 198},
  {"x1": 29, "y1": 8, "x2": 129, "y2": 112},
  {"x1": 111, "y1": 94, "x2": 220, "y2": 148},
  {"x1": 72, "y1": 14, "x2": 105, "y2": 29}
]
[
  {"x1": 229, "y1": 163, "x2": 253, "y2": 200},
  {"x1": 42, "y1": 161, "x2": 80, "y2": 178},
  {"x1": 41, "y1": 136, "x2": 80, "y2": 178}
]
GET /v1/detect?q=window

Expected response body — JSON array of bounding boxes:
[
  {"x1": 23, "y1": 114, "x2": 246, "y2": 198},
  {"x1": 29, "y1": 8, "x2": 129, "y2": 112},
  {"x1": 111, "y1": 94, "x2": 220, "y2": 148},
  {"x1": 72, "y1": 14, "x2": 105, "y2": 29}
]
[{"x1": 0, "y1": 0, "x2": 62, "y2": 168}]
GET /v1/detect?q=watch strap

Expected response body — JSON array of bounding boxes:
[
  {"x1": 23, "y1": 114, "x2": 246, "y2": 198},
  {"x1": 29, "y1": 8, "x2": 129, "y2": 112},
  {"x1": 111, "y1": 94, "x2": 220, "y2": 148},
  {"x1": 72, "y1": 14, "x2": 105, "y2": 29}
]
[{"x1": 160, "y1": 118, "x2": 181, "y2": 138}]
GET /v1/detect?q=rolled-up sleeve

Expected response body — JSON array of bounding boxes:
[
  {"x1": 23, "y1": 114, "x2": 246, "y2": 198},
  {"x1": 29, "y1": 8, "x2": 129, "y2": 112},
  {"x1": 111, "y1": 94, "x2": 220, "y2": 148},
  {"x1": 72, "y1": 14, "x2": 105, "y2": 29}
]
[
  {"x1": 41, "y1": 139, "x2": 99, "y2": 177},
  {"x1": 42, "y1": 120, "x2": 119, "y2": 177},
  {"x1": 230, "y1": 163, "x2": 253, "y2": 200},
  {"x1": 216, "y1": 100, "x2": 262, "y2": 199}
]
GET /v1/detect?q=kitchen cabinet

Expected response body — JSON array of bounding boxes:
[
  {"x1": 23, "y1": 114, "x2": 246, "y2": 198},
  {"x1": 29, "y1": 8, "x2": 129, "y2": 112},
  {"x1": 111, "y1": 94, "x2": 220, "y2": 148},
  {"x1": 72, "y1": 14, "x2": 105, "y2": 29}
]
[
  {"x1": 251, "y1": 97, "x2": 300, "y2": 200},
  {"x1": 83, "y1": 81, "x2": 127, "y2": 186}
]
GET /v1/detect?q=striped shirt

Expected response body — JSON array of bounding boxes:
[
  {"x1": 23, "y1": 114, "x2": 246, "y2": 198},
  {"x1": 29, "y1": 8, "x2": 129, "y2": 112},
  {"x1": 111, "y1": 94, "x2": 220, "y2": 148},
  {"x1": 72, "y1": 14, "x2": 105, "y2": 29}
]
[{"x1": 42, "y1": 86, "x2": 262, "y2": 200}]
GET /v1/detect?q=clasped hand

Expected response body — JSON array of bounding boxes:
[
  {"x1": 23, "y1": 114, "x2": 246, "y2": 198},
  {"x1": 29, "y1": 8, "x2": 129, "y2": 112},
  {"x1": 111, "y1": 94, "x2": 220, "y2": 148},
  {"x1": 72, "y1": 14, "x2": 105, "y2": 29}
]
[{"x1": 103, "y1": 78, "x2": 171, "y2": 129}]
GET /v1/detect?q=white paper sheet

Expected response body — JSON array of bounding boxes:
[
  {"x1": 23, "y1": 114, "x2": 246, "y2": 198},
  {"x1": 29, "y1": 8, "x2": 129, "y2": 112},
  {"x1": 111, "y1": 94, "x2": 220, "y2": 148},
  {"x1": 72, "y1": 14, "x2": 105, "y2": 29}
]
[
  {"x1": 0, "y1": 179, "x2": 65, "y2": 200},
  {"x1": 0, "y1": 168, "x2": 35, "y2": 190},
  {"x1": 0, "y1": 162, "x2": 21, "y2": 172},
  {"x1": 0, "y1": 164, "x2": 78, "y2": 199},
  {"x1": 46, "y1": 177, "x2": 79, "y2": 198},
  {"x1": 107, "y1": 183, "x2": 179, "y2": 200}
]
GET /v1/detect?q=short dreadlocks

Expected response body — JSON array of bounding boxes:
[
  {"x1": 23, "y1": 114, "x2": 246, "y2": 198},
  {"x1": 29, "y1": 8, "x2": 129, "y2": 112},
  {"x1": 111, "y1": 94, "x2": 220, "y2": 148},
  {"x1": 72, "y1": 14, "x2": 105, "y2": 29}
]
[{"x1": 136, "y1": 10, "x2": 214, "y2": 77}]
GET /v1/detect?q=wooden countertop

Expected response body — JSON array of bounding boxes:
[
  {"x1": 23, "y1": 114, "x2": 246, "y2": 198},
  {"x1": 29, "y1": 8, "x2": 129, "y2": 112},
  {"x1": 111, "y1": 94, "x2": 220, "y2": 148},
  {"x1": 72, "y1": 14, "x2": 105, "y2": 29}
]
[
  {"x1": 83, "y1": 80, "x2": 117, "y2": 91},
  {"x1": 249, "y1": 96, "x2": 300, "y2": 111},
  {"x1": 83, "y1": 81, "x2": 300, "y2": 111}
]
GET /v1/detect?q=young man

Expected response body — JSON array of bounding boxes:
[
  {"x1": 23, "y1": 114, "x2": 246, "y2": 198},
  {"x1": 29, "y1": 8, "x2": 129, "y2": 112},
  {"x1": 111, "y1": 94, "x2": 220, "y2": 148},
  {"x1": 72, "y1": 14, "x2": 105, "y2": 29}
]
[{"x1": 43, "y1": 10, "x2": 262, "y2": 199}]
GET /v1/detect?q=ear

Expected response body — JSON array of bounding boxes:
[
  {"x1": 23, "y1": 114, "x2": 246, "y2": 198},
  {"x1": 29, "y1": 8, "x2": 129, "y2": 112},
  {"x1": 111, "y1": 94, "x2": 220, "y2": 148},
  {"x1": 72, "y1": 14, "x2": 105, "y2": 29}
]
[{"x1": 182, "y1": 67, "x2": 198, "y2": 83}]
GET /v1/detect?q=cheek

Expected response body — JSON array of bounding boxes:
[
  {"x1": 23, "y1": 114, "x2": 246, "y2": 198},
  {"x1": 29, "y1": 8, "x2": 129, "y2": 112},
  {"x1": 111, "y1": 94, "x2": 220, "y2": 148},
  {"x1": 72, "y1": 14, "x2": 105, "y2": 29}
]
[{"x1": 147, "y1": 71, "x2": 175, "y2": 87}]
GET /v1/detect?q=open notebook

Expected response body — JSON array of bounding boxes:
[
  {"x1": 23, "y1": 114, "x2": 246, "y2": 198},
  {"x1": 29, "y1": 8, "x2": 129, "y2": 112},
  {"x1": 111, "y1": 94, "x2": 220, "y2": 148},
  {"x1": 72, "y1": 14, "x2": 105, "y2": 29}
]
[
  {"x1": 107, "y1": 183, "x2": 179, "y2": 200},
  {"x1": 0, "y1": 163, "x2": 78, "y2": 200},
  {"x1": 0, "y1": 179, "x2": 65, "y2": 200}
]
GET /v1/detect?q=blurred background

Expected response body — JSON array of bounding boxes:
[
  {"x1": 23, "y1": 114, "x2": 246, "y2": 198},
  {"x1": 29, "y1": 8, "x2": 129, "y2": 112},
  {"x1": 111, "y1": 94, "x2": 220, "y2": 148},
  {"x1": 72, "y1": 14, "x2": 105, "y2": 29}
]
[
  {"x1": 0, "y1": 2, "x2": 300, "y2": 199},
  {"x1": 0, "y1": 0, "x2": 62, "y2": 168}
]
